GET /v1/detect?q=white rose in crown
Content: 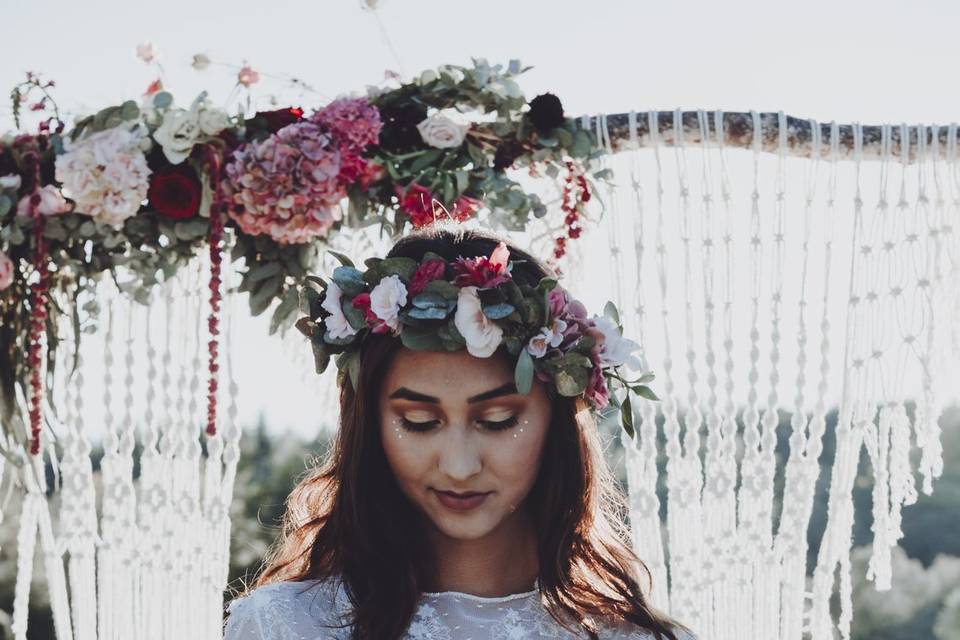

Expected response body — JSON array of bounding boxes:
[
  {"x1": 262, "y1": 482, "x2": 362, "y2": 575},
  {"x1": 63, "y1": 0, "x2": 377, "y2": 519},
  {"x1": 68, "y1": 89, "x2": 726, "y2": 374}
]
[
  {"x1": 197, "y1": 106, "x2": 230, "y2": 136},
  {"x1": 369, "y1": 275, "x2": 408, "y2": 334},
  {"x1": 321, "y1": 281, "x2": 358, "y2": 340},
  {"x1": 590, "y1": 315, "x2": 642, "y2": 370},
  {"x1": 416, "y1": 112, "x2": 470, "y2": 149},
  {"x1": 454, "y1": 286, "x2": 503, "y2": 358},
  {"x1": 154, "y1": 108, "x2": 202, "y2": 164}
]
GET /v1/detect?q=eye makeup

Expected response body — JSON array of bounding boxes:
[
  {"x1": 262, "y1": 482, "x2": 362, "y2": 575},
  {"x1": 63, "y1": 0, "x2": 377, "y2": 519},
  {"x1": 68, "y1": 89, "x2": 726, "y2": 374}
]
[{"x1": 397, "y1": 414, "x2": 521, "y2": 433}]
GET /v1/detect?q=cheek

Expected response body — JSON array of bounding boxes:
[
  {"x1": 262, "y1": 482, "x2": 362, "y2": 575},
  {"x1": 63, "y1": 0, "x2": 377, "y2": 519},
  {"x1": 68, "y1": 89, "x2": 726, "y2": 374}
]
[
  {"x1": 489, "y1": 424, "x2": 549, "y2": 490},
  {"x1": 381, "y1": 424, "x2": 430, "y2": 485}
]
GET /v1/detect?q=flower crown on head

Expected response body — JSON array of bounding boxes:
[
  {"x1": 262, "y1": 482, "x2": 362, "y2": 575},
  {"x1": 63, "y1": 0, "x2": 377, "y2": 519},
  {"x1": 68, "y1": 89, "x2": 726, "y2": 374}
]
[{"x1": 295, "y1": 241, "x2": 658, "y2": 437}]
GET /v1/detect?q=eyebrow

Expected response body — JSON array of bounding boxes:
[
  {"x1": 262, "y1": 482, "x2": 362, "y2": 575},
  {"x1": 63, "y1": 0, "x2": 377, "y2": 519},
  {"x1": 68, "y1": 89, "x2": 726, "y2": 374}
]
[{"x1": 387, "y1": 382, "x2": 518, "y2": 404}]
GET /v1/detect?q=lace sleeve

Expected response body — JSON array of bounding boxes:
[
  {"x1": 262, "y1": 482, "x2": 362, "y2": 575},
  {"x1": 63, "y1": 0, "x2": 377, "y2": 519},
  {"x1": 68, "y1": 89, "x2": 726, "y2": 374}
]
[{"x1": 223, "y1": 594, "x2": 270, "y2": 640}]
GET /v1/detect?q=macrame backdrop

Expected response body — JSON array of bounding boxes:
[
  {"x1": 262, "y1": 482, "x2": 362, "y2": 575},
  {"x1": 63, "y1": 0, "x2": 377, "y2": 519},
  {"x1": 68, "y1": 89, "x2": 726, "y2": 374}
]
[{"x1": 0, "y1": 110, "x2": 958, "y2": 640}]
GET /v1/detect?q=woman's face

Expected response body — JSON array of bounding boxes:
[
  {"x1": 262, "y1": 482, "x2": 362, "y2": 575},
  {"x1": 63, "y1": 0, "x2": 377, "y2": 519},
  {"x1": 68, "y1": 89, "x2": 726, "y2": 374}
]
[{"x1": 378, "y1": 347, "x2": 551, "y2": 541}]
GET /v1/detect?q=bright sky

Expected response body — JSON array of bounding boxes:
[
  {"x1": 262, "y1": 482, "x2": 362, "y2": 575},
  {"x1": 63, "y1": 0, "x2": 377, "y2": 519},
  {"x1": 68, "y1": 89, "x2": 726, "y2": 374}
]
[{"x1": 3, "y1": 0, "x2": 959, "y2": 438}]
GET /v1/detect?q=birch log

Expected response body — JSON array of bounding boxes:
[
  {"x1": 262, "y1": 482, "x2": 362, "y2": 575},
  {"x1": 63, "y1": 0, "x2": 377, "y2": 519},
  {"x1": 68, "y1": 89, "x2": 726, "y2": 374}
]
[{"x1": 579, "y1": 110, "x2": 958, "y2": 162}]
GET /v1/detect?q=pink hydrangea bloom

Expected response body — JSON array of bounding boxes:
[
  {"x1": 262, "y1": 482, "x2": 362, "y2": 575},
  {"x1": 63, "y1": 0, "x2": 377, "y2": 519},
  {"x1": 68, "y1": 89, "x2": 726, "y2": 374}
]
[
  {"x1": 311, "y1": 98, "x2": 382, "y2": 152},
  {"x1": 224, "y1": 122, "x2": 344, "y2": 244}
]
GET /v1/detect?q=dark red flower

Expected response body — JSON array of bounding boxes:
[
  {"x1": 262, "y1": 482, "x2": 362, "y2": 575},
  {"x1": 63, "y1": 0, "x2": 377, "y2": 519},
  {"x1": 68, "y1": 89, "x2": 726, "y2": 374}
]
[
  {"x1": 528, "y1": 93, "x2": 565, "y2": 134},
  {"x1": 255, "y1": 107, "x2": 305, "y2": 134},
  {"x1": 396, "y1": 183, "x2": 438, "y2": 228},
  {"x1": 451, "y1": 195, "x2": 482, "y2": 221},
  {"x1": 338, "y1": 153, "x2": 384, "y2": 190},
  {"x1": 148, "y1": 164, "x2": 202, "y2": 220},
  {"x1": 452, "y1": 241, "x2": 512, "y2": 288},
  {"x1": 409, "y1": 259, "x2": 446, "y2": 296}
]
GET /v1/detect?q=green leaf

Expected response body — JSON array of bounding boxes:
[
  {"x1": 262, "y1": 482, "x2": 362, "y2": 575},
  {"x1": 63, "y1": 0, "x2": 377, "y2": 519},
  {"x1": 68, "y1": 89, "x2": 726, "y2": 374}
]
[
  {"x1": 407, "y1": 306, "x2": 450, "y2": 320},
  {"x1": 332, "y1": 266, "x2": 366, "y2": 296},
  {"x1": 634, "y1": 385, "x2": 660, "y2": 402},
  {"x1": 409, "y1": 149, "x2": 444, "y2": 173},
  {"x1": 311, "y1": 339, "x2": 331, "y2": 374},
  {"x1": 515, "y1": 349, "x2": 534, "y2": 395},
  {"x1": 481, "y1": 302, "x2": 514, "y2": 320},
  {"x1": 0, "y1": 195, "x2": 11, "y2": 218},
  {"x1": 380, "y1": 257, "x2": 418, "y2": 281},
  {"x1": 152, "y1": 92, "x2": 174, "y2": 109},
  {"x1": 119, "y1": 100, "x2": 140, "y2": 122},
  {"x1": 328, "y1": 250, "x2": 354, "y2": 268},
  {"x1": 247, "y1": 261, "x2": 282, "y2": 284},
  {"x1": 268, "y1": 287, "x2": 299, "y2": 335},
  {"x1": 400, "y1": 326, "x2": 445, "y2": 351},
  {"x1": 173, "y1": 218, "x2": 208, "y2": 240},
  {"x1": 336, "y1": 350, "x2": 361, "y2": 390},
  {"x1": 298, "y1": 282, "x2": 324, "y2": 318},
  {"x1": 249, "y1": 273, "x2": 283, "y2": 316},
  {"x1": 423, "y1": 279, "x2": 459, "y2": 299},
  {"x1": 554, "y1": 366, "x2": 589, "y2": 396},
  {"x1": 603, "y1": 300, "x2": 620, "y2": 324},
  {"x1": 620, "y1": 393, "x2": 635, "y2": 439},
  {"x1": 342, "y1": 298, "x2": 368, "y2": 330},
  {"x1": 454, "y1": 170, "x2": 469, "y2": 194}
]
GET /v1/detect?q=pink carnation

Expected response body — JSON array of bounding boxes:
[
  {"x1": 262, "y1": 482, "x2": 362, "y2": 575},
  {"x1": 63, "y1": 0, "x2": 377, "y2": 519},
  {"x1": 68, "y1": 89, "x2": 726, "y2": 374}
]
[
  {"x1": 224, "y1": 122, "x2": 344, "y2": 244},
  {"x1": 312, "y1": 98, "x2": 382, "y2": 152}
]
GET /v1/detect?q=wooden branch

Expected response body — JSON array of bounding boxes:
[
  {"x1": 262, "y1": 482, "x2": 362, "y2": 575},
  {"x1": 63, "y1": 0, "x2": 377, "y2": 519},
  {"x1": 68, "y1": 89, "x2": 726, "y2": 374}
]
[{"x1": 578, "y1": 111, "x2": 959, "y2": 162}]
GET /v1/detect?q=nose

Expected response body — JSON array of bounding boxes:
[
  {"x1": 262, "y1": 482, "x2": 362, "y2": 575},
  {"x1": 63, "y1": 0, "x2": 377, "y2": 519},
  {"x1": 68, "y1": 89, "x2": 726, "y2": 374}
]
[{"x1": 437, "y1": 424, "x2": 482, "y2": 481}]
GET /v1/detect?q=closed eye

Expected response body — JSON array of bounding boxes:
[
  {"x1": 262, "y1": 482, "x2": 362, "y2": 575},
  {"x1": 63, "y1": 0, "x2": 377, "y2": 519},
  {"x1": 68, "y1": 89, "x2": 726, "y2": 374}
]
[{"x1": 397, "y1": 416, "x2": 520, "y2": 433}]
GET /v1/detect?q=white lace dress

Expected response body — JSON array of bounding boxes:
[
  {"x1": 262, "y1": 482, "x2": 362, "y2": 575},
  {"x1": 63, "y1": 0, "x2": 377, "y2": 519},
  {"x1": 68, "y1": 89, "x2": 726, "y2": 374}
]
[{"x1": 222, "y1": 577, "x2": 698, "y2": 639}]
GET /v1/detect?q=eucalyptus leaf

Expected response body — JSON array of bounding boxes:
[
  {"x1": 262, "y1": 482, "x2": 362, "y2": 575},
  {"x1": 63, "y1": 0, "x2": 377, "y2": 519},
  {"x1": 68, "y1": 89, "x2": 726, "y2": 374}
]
[
  {"x1": 380, "y1": 257, "x2": 418, "y2": 281},
  {"x1": 311, "y1": 339, "x2": 331, "y2": 374},
  {"x1": 342, "y1": 299, "x2": 367, "y2": 330},
  {"x1": 634, "y1": 385, "x2": 660, "y2": 402},
  {"x1": 620, "y1": 393, "x2": 635, "y2": 439},
  {"x1": 247, "y1": 261, "x2": 283, "y2": 284},
  {"x1": 332, "y1": 266, "x2": 366, "y2": 296},
  {"x1": 400, "y1": 327, "x2": 445, "y2": 351},
  {"x1": 554, "y1": 366, "x2": 589, "y2": 396},
  {"x1": 514, "y1": 348, "x2": 534, "y2": 395},
  {"x1": 481, "y1": 302, "x2": 514, "y2": 320},
  {"x1": 152, "y1": 92, "x2": 174, "y2": 109}
]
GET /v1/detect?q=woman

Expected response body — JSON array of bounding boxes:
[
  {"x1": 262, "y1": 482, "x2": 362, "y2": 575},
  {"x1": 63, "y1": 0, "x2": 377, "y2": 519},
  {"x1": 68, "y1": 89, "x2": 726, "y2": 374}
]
[{"x1": 223, "y1": 227, "x2": 697, "y2": 639}]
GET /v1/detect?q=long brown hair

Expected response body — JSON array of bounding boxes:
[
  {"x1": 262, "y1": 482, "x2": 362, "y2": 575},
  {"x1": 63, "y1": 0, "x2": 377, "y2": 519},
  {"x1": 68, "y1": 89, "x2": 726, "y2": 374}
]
[{"x1": 247, "y1": 226, "x2": 688, "y2": 639}]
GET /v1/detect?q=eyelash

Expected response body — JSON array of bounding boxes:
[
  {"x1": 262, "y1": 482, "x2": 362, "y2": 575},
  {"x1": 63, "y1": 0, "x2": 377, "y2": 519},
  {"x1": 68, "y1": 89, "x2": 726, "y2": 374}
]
[{"x1": 398, "y1": 416, "x2": 519, "y2": 433}]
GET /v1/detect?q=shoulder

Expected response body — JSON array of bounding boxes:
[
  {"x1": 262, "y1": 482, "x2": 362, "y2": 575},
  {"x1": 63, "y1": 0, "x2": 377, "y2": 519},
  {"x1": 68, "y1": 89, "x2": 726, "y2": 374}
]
[
  {"x1": 598, "y1": 618, "x2": 700, "y2": 640},
  {"x1": 223, "y1": 577, "x2": 353, "y2": 640}
]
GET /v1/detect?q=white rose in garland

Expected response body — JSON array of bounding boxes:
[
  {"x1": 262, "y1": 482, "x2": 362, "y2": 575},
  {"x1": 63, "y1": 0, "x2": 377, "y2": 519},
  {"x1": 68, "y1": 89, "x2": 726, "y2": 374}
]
[
  {"x1": 321, "y1": 281, "x2": 358, "y2": 340},
  {"x1": 153, "y1": 95, "x2": 230, "y2": 163},
  {"x1": 55, "y1": 126, "x2": 151, "y2": 228},
  {"x1": 416, "y1": 111, "x2": 470, "y2": 149},
  {"x1": 197, "y1": 106, "x2": 230, "y2": 136},
  {"x1": 454, "y1": 285, "x2": 503, "y2": 358},
  {"x1": 369, "y1": 275, "x2": 408, "y2": 334},
  {"x1": 154, "y1": 107, "x2": 201, "y2": 164}
]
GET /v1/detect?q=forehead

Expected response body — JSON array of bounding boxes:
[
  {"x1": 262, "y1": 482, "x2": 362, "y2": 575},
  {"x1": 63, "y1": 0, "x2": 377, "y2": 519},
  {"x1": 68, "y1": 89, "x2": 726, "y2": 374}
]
[{"x1": 381, "y1": 348, "x2": 514, "y2": 400}]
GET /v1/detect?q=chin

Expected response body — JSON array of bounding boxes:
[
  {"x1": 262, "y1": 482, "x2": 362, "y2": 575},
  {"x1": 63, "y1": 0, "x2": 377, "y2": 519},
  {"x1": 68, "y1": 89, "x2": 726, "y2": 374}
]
[{"x1": 432, "y1": 515, "x2": 500, "y2": 541}]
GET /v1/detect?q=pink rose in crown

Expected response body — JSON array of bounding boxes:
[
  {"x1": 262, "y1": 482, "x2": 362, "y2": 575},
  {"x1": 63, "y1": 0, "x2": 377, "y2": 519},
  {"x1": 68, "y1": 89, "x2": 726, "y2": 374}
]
[
  {"x1": 17, "y1": 185, "x2": 69, "y2": 217},
  {"x1": 452, "y1": 241, "x2": 512, "y2": 288}
]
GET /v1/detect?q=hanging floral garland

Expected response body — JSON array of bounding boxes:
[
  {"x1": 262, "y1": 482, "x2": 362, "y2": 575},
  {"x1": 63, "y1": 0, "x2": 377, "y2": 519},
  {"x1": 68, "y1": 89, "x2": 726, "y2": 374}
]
[{"x1": 0, "y1": 59, "x2": 609, "y2": 453}]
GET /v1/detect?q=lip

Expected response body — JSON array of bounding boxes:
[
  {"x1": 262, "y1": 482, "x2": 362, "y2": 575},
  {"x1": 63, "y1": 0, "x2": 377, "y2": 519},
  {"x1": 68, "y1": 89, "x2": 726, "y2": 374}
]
[{"x1": 433, "y1": 489, "x2": 492, "y2": 511}]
